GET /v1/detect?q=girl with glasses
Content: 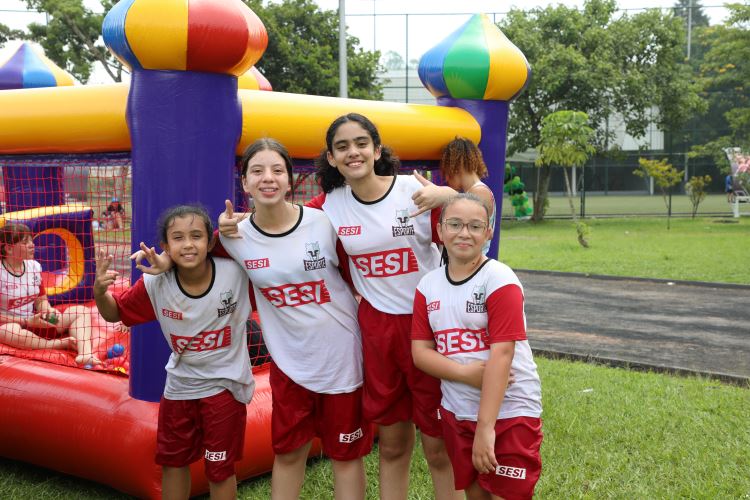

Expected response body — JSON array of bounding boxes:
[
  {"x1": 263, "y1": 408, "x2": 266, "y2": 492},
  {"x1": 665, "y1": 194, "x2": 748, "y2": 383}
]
[{"x1": 412, "y1": 193, "x2": 543, "y2": 500}]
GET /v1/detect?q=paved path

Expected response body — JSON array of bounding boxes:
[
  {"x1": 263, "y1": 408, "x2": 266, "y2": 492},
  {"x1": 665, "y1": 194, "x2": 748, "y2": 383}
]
[{"x1": 517, "y1": 271, "x2": 750, "y2": 383}]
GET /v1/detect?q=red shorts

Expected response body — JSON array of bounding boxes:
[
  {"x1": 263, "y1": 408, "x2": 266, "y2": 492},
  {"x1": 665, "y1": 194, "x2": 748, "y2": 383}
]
[
  {"x1": 270, "y1": 363, "x2": 373, "y2": 460},
  {"x1": 440, "y1": 408, "x2": 542, "y2": 500},
  {"x1": 156, "y1": 390, "x2": 247, "y2": 483},
  {"x1": 358, "y1": 298, "x2": 442, "y2": 437}
]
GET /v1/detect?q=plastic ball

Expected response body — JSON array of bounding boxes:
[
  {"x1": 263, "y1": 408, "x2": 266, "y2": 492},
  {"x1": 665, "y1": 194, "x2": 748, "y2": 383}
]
[{"x1": 107, "y1": 343, "x2": 125, "y2": 359}]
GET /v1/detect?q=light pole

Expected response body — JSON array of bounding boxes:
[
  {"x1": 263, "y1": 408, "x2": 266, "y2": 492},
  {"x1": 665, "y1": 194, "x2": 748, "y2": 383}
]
[{"x1": 339, "y1": 0, "x2": 348, "y2": 98}]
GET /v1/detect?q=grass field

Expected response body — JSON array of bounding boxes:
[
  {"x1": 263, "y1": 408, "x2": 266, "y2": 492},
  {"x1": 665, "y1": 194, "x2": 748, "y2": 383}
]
[
  {"x1": 2, "y1": 358, "x2": 747, "y2": 499},
  {"x1": 498, "y1": 216, "x2": 749, "y2": 284}
]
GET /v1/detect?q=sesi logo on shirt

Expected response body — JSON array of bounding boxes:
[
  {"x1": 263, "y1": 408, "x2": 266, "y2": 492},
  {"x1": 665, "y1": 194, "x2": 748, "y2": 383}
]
[
  {"x1": 426, "y1": 300, "x2": 440, "y2": 312},
  {"x1": 433, "y1": 328, "x2": 489, "y2": 355},
  {"x1": 8, "y1": 295, "x2": 36, "y2": 310},
  {"x1": 350, "y1": 248, "x2": 418, "y2": 278},
  {"x1": 260, "y1": 280, "x2": 331, "y2": 307},
  {"x1": 170, "y1": 326, "x2": 232, "y2": 353},
  {"x1": 338, "y1": 225, "x2": 362, "y2": 236},
  {"x1": 162, "y1": 308, "x2": 183, "y2": 320},
  {"x1": 244, "y1": 258, "x2": 270, "y2": 270}
]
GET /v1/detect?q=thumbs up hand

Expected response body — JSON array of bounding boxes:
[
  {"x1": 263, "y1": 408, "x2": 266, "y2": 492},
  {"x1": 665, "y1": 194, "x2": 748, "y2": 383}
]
[
  {"x1": 219, "y1": 199, "x2": 246, "y2": 239},
  {"x1": 410, "y1": 170, "x2": 457, "y2": 217}
]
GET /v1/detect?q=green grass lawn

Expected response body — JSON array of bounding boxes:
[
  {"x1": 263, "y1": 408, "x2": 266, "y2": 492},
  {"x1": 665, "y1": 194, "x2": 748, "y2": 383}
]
[
  {"x1": 2, "y1": 358, "x2": 747, "y2": 499},
  {"x1": 498, "y1": 216, "x2": 749, "y2": 284}
]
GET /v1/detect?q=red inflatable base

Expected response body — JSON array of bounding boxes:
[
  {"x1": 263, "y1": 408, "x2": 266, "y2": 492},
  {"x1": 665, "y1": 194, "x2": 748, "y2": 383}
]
[{"x1": 0, "y1": 357, "x2": 312, "y2": 498}]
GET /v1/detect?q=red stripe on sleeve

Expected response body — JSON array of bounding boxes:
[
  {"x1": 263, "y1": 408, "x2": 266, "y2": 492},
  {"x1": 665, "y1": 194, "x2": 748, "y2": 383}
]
[
  {"x1": 411, "y1": 289, "x2": 434, "y2": 341},
  {"x1": 335, "y1": 238, "x2": 355, "y2": 289},
  {"x1": 486, "y1": 284, "x2": 526, "y2": 343},
  {"x1": 113, "y1": 277, "x2": 156, "y2": 327}
]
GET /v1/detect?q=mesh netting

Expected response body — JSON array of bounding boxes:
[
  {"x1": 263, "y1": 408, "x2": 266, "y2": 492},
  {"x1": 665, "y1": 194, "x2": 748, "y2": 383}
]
[{"x1": 0, "y1": 154, "x2": 439, "y2": 375}]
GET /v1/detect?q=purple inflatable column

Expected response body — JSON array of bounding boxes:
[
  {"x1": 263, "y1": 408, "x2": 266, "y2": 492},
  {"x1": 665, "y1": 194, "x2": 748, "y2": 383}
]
[
  {"x1": 103, "y1": 0, "x2": 268, "y2": 401},
  {"x1": 418, "y1": 14, "x2": 531, "y2": 259}
]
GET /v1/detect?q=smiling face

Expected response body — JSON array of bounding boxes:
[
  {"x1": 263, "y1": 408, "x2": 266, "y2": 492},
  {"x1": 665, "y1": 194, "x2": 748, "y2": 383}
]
[
  {"x1": 161, "y1": 215, "x2": 210, "y2": 271},
  {"x1": 241, "y1": 149, "x2": 292, "y2": 207},
  {"x1": 326, "y1": 121, "x2": 382, "y2": 183},
  {"x1": 437, "y1": 198, "x2": 492, "y2": 262}
]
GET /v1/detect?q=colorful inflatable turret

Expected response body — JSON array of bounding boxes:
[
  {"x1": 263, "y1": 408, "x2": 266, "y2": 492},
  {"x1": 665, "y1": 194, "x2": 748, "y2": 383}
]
[
  {"x1": 419, "y1": 13, "x2": 530, "y2": 256},
  {"x1": 0, "y1": 42, "x2": 75, "y2": 90}
]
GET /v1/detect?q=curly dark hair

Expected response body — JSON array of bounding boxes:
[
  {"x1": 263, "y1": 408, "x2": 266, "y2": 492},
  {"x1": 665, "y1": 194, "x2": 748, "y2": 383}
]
[
  {"x1": 440, "y1": 136, "x2": 488, "y2": 181},
  {"x1": 314, "y1": 113, "x2": 400, "y2": 193}
]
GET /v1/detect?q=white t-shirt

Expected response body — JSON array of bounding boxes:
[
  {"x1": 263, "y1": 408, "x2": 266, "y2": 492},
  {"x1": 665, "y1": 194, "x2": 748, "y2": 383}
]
[
  {"x1": 314, "y1": 175, "x2": 442, "y2": 314},
  {"x1": 219, "y1": 206, "x2": 363, "y2": 394},
  {"x1": 1, "y1": 260, "x2": 43, "y2": 319},
  {"x1": 413, "y1": 259, "x2": 542, "y2": 421},
  {"x1": 115, "y1": 257, "x2": 255, "y2": 404}
]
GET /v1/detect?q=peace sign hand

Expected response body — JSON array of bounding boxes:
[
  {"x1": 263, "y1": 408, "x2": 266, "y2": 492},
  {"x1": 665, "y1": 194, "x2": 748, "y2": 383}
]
[
  {"x1": 94, "y1": 248, "x2": 118, "y2": 297},
  {"x1": 130, "y1": 241, "x2": 172, "y2": 275}
]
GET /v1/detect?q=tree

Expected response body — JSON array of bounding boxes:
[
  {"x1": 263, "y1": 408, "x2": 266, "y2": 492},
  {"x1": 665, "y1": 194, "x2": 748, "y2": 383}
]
[
  {"x1": 243, "y1": 0, "x2": 382, "y2": 99},
  {"x1": 685, "y1": 174, "x2": 712, "y2": 217},
  {"x1": 536, "y1": 111, "x2": 596, "y2": 247},
  {"x1": 24, "y1": 0, "x2": 124, "y2": 83},
  {"x1": 497, "y1": 0, "x2": 703, "y2": 212},
  {"x1": 383, "y1": 51, "x2": 404, "y2": 71},
  {"x1": 634, "y1": 158, "x2": 683, "y2": 228},
  {"x1": 0, "y1": 23, "x2": 24, "y2": 49},
  {"x1": 690, "y1": 4, "x2": 750, "y2": 171}
]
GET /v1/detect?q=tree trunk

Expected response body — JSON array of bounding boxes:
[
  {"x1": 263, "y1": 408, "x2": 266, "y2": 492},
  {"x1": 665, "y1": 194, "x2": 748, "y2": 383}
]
[
  {"x1": 532, "y1": 165, "x2": 552, "y2": 222},
  {"x1": 562, "y1": 166, "x2": 577, "y2": 219}
]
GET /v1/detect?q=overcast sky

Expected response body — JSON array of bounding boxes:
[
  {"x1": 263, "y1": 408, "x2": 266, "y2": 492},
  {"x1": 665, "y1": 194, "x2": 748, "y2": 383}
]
[{"x1": 0, "y1": 0, "x2": 730, "y2": 84}]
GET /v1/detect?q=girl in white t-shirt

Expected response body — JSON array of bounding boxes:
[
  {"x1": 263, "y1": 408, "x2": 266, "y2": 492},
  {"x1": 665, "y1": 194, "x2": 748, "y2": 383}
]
[
  {"x1": 0, "y1": 222, "x2": 99, "y2": 365},
  {"x1": 308, "y1": 114, "x2": 459, "y2": 500},
  {"x1": 412, "y1": 194, "x2": 542, "y2": 500},
  {"x1": 217, "y1": 139, "x2": 373, "y2": 499},
  {"x1": 94, "y1": 205, "x2": 253, "y2": 500}
]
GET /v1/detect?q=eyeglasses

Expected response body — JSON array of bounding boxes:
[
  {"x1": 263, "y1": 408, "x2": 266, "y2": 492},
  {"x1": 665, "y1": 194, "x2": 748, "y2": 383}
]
[{"x1": 442, "y1": 219, "x2": 488, "y2": 235}]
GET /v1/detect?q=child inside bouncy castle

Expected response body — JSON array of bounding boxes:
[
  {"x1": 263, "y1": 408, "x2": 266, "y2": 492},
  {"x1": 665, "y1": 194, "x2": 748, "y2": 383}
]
[
  {"x1": 102, "y1": 197, "x2": 126, "y2": 230},
  {"x1": 0, "y1": 222, "x2": 102, "y2": 366}
]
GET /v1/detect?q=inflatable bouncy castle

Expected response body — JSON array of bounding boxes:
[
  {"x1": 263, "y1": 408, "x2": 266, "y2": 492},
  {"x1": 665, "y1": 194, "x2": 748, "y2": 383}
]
[{"x1": 0, "y1": 2, "x2": 529, "y2": 497}]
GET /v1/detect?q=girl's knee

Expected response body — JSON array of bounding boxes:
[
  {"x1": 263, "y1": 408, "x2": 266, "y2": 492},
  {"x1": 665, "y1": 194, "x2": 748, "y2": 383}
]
[
  {"x1": 421, "y1": 436, "x2": 451, "y2": 468},
  {"x1": 378, "y1": 437, "x2": 412, "y2": 462}
]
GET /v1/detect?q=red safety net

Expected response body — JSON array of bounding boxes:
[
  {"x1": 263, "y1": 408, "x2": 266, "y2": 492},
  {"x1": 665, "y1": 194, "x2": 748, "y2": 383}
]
[{"x1": 0, "y1": 153, "x2": 272, "y2": 374}]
